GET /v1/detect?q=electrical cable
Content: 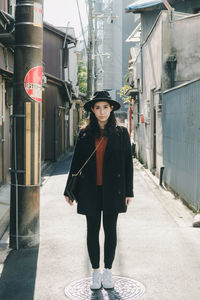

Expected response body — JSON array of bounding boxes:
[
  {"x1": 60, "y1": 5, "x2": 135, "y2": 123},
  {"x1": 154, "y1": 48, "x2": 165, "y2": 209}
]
[
  {"x1": 76, "y1": 0, "x2": 87, "y2": 53},
  {"x1": 13, "y1": 116, "x2": 19, "y2": 250}
]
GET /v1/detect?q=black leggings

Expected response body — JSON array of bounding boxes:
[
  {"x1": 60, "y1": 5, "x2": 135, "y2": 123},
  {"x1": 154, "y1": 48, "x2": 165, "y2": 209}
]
[{"x1": 86, "y1": 212, "x2": 118, "y2": 269}]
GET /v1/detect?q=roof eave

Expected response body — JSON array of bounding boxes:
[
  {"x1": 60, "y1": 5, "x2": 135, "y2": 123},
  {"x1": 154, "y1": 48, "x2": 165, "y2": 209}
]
[
  {"x1": 126, "y1": 9, "x2": 138, "y2": 13},
  {"x1": 126, "y1": 7, "x2": 161, "y2": 13},
  {"x1": 44, "y1": 22, "x2": 77, "y2": 44}
]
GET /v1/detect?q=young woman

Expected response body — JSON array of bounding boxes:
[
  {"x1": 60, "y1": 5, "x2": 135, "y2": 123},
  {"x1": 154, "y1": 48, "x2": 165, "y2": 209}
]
[{"x1": 64, "y1": 91, "x2": 134, "y2": 290}]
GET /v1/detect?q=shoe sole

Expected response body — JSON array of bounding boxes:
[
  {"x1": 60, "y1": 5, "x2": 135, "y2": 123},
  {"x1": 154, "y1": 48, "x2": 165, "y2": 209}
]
[
  {"x1": 102, "y1": 285, "x2": 114, "y2": 289},
  {"x1": 90, "y1": 284, "x2": 102, "y2": 291}
]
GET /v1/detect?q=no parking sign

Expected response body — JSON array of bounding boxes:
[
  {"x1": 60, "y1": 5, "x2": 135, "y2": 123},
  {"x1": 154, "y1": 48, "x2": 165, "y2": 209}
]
[{"x1": 24, "y1": 66, "x2": 43, "y2": 102}]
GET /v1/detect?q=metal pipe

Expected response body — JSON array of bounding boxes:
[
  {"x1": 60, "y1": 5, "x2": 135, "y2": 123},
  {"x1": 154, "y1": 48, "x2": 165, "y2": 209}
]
[{"x1": 160, "y1": 165, "x2": 165, "y2": 186}]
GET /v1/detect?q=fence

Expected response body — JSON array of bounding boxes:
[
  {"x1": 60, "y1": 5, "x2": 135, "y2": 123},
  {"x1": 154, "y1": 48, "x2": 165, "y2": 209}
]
[{"x1": 162, "y1": 78, "x2": 200, "y2": 211}]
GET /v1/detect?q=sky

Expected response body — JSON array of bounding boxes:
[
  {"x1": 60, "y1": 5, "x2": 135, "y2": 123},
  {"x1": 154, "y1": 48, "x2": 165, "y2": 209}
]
[{"x1": 43, "y1": 0, "x2": 88, "y2": 38}]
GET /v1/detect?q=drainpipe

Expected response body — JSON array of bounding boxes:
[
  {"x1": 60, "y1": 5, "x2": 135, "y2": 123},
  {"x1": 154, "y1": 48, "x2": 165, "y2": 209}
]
[
  {"x1": 162, "y1": 0, "x2": 174, "y2": 21},
  {"x1": 160, "y1": 165, "x2": 165, "y2": 187},
  {"x1": 140, "y1": 45, "x2": 143, "y2": 93},
  {"x1": 167, "y1": 54, "x2": 177, "y2": 88},
  {"x1": 63, "y1": 25, "x2": 76, "y2": 88}
]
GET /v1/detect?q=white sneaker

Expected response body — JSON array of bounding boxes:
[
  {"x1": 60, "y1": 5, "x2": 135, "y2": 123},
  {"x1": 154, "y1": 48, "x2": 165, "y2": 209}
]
[
  {"x1": 90, "y1": 269, "x2": 102, "y2": 290},
  {"x1": 102, "y1": 268, "x2": 114, "y2": 289}
]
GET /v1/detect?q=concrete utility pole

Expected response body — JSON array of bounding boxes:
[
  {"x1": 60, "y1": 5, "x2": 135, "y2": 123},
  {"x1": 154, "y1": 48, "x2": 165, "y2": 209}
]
[
  {"x1": 9, "y1": 0, "x2": 43, "y2": 249},
  {"x1": 94, "y1": 17, "x2": 98, "y2": 92},
  {"x1": 87, "y1": 0, "x2": 94, "y2": 99}
]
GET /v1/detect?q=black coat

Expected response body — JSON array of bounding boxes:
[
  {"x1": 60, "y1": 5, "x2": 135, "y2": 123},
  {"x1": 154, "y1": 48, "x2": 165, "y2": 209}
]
[{"x1": 64, "y1": 126, "x2": 134, "y2": 216}]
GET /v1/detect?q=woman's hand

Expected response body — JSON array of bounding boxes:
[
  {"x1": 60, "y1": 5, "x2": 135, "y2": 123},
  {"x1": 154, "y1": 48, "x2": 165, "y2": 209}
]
[
  {"x1": 125, "y1": 197, "x2": 133, "y2": 206},
  {"x1": 65, "y1": 196, "x2": 73, "y2": 206}
]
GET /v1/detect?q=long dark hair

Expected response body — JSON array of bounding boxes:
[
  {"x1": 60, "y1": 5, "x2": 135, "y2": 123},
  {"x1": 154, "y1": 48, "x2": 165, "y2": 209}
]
[{"x1": 85, "y1": 110, "x2": 117, "y2": 138}]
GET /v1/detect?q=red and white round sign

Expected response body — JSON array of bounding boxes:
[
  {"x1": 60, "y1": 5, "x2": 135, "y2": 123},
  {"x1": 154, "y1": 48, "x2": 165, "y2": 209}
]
[{"x1": 24, "y1": 66, "x2": 43, "y2": 102}]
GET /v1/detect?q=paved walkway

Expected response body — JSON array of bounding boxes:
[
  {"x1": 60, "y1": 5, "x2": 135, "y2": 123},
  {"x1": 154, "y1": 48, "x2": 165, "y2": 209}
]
[{"x1": 0, "y1": 156, "x2": 200, "y2": 300}]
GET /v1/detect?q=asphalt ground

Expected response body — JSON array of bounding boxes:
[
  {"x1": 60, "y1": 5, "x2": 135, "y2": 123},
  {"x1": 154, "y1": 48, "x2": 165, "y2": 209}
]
[{"x1": 0, "y1": 155, "x2": 200, "y2": 300}]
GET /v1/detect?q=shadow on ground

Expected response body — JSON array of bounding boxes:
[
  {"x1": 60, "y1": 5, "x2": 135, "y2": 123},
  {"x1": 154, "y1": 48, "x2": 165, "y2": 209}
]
[
  {"x1": 91, "y1": 288, "x2": 122, "y2": 300},
  {"x1": 48, "y1": 153, "x2": 73, "y2": 177},
  {"x1": 0, "y1": 247, "x2": 39, "y2": 300}
]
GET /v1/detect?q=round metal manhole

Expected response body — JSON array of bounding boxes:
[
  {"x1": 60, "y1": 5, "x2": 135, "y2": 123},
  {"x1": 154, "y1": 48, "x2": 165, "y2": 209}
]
[{"x1": 64, "y1": 276, "x2": 145, "y2": 299}]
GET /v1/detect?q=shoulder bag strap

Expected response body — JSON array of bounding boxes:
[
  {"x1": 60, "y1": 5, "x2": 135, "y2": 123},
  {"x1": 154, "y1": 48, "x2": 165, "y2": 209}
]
[{"x1": 72, "y1": 136, "x2": 104, "y2": 177}]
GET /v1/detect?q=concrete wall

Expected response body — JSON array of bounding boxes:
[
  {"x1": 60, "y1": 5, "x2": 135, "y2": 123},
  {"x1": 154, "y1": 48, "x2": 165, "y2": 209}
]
[
  {"x1": 163, "y1": 78, "x2": 200, "y2": 211},
  {"x1": 139, "y1": 0, "x2": 200, "y2": 43},
  {"x1": 132, "y1": 10, "x2": 200, "y2": 177},
  {"x1": 136, "y1": 12, "x2": 166, "y2": 172},
  {"x1": 142, "y1": 13, "x2": 164, "y2": 97},
  {"x1": 171, "y1": 14, "x2": 200, "y2": 86},
  {"x1": 141, "y1": 10, "x2": 161, "y2": 43}
]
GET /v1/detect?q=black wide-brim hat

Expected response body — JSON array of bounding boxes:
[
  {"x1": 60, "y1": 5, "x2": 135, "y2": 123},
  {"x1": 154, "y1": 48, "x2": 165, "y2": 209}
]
[{"x1": 84, "y1": 91, "x2": 121, "y2": 112}]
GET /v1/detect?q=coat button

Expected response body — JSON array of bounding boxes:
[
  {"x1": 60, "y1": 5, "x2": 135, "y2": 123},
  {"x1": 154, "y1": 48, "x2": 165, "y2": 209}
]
[
  {"x1": 118, "y1": 191, "x2": 121, "y2": 195},
  {"x1": 117, "y1": 174, "x2": 121, "y2": 177}
]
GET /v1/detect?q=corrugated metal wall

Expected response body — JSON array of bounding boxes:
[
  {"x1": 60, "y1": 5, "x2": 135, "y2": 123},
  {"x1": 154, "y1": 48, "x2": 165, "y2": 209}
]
[{"x1": 162, "y1": 78, "x2": 200, "y2": 211}]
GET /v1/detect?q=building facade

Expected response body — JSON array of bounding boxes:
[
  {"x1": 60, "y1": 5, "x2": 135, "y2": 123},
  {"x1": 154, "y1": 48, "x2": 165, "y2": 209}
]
[
  {"x1": 0, "y1": 2, "x2": 80, "y2": 187},
  {"x1": 0, "y1": 3, "x2": 14, "y2": 185},
  {"x1": 126, "y1": 0, "x2": 200, "y2": 177},
  {"x1": 43, "y1": 23, "x2": 77, "y2": 161}
]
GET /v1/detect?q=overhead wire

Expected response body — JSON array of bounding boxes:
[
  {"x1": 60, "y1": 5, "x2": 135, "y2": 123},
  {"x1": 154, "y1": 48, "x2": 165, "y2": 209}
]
[{"x1": 76, "y1": 0, "x2": 88, "y2": 53}]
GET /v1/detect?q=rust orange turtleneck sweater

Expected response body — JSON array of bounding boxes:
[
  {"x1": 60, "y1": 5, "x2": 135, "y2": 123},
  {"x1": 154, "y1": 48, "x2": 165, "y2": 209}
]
[{"x1": 95, "y1": 131, "x2": 108, "y2": 186}]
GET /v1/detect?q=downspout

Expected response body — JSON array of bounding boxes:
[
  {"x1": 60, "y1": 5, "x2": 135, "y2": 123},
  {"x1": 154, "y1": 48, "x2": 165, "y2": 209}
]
[
  {"x1": 63, "y1": 23, "x2": 70, "y2": 81},
  {"x1": 140, "y1": 45, "x2": 143, "y2": 93},
  {"x1": 167, "y1": 54, "x2": 177, "y2": 88},
  {"x1": 63, "y1": 25, "x2": 76, "y2": 87},
  {"x1": 160, "y1": 165, "x2": 165, "y2": 187}
]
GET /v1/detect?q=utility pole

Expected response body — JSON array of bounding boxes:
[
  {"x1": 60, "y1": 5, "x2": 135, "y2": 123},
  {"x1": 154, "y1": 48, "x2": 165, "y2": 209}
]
[
  {"x1": 94, "y1": 16, "x2": 98, "y2": 92},
  {"x1": 87, "y1": 0, "x2": 94, "y2": 99},
  {"x1": 9, "y1": 0, "x2": 43, "y2": 249}
]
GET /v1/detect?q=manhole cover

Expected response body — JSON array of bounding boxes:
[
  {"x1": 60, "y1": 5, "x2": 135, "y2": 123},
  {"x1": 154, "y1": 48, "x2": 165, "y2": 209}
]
[{"x1": 64, "y1": 276, "x2": 145, "y2": 299}]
